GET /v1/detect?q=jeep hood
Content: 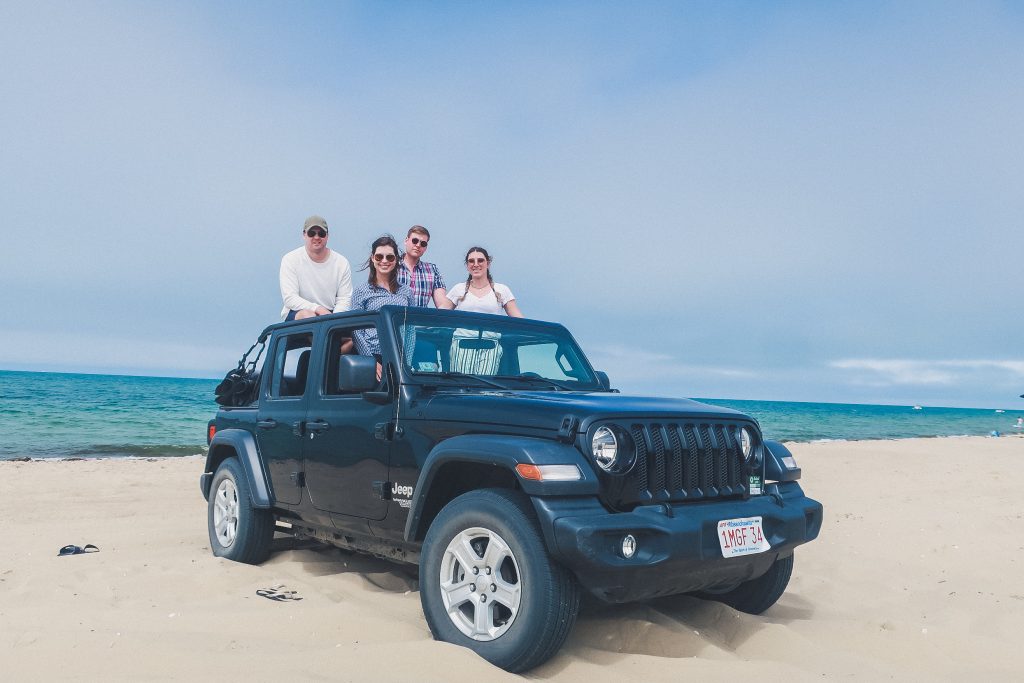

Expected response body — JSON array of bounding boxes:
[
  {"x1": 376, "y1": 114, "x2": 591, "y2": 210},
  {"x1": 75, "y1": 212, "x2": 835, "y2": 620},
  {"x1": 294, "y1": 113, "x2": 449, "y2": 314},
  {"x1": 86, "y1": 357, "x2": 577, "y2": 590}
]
[{"x1": 412, "y1": 390, "x2": 751, "y2": 432}]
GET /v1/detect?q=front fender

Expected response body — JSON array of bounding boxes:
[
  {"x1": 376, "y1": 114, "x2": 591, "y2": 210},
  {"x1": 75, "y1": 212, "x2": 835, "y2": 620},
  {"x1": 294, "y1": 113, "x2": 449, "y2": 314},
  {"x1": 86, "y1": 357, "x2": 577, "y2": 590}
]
[
  {"x1": 764, "y1": 440, "x2": 802, "y2": 482},
  {"x1": 403, "y1": 434, "x2": 599, "y2": 542},
  {"x1": 201, "y1": 429, "x2": 273, "y2": 508}
]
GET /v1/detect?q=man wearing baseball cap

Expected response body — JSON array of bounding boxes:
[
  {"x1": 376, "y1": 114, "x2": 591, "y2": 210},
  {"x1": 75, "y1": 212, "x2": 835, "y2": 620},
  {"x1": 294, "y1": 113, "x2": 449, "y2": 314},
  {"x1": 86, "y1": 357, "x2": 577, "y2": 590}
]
[{"x1": 279, "y1": 215, "x2": 353, "y2": 320}]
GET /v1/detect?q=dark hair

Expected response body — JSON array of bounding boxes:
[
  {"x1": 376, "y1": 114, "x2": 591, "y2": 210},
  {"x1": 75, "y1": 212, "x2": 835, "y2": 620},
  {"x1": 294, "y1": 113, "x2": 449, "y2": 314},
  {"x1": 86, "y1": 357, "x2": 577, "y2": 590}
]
[
  {"x1": 407, "y1": 225, "x2": 430, "y2": 239},
  {"x1": 457, "y1": 246, "x2": 504, "y2": 307},
  {"x1": 361, "y1": 235, "x2": 400, "y2": 293}
]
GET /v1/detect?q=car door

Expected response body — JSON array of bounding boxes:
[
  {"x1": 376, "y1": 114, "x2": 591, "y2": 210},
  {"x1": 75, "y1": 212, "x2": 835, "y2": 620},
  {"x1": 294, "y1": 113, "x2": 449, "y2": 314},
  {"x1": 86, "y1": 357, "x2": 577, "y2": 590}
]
[
  {"x1": 254, "y1": 328, "x2": 314, "y2": 506},
  {"x1": 303, "y1": 321, "x2": 393, "y2": 520}
]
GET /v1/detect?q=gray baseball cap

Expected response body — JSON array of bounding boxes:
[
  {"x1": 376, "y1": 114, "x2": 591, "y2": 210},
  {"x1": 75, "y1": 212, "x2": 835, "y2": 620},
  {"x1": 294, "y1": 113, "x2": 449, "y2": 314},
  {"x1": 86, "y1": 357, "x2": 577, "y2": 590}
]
[{"x1": 303, "y1": 215, "x2": 328, "y2": 232}]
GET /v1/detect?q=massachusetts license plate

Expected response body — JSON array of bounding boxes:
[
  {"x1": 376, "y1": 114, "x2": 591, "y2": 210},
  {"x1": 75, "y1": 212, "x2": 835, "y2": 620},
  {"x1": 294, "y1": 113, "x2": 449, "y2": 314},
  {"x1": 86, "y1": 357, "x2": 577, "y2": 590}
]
[{"x1": 717, "y1": 516, "x2": 771, "y2": 557}]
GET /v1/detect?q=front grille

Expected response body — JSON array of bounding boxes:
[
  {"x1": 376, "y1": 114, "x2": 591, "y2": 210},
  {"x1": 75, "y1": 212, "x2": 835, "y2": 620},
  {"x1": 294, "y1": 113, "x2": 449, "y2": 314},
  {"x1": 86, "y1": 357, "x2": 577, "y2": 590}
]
[{"x1": 617, "y1": 422, "x2": 748, "y2": 507}]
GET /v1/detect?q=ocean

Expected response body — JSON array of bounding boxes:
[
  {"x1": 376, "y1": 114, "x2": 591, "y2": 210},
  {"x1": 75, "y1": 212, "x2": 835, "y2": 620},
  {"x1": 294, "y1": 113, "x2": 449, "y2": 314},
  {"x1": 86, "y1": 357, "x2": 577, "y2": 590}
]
[{"x1": 1, "y1": 369, "x2": 1022, "y2": 460}]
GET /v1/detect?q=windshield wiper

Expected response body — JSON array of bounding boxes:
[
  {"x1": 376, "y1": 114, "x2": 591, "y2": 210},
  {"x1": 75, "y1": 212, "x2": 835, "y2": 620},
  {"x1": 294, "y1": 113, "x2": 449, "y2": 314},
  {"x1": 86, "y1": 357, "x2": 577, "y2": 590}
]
[
  {"x1": 430, "y1": 371, "x2": 510, "y2": 389},
  {"x1": 493, "y1": 375, "x2": 579, "y2": 391}
]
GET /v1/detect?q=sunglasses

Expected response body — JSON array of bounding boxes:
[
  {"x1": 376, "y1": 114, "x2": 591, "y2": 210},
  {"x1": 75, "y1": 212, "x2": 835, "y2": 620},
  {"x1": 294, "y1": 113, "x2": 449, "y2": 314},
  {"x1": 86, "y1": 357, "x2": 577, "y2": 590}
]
[
  {"x1": 410, "y1": 237, "x2": 428, "y2": 247},
  {"x1": 373, "y1": 253, "x2": 397, "y2": 263},
  {"x1": 306, "y1": 228, "x2": 327, "y2": 238},
  {"x1": 467, "y1": 257, "x2": 487, "y2": 265}
]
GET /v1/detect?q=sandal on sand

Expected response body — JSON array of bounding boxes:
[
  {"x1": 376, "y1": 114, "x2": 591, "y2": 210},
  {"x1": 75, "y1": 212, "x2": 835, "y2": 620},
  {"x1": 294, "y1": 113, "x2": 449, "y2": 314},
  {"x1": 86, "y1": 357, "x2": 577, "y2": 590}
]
[
  {"x1": 256, "y1": 587, "x2": 303, "y2": 602},
  {"x1": 58, "y1": 544, "x2": 99, "y2": 556}
]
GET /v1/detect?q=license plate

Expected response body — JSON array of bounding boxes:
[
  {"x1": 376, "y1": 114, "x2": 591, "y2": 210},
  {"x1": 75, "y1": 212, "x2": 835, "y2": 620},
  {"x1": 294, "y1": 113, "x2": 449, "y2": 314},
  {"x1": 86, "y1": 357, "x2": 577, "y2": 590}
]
[{"x1": 717, "y1": 516, "x2": 771, "y2": 557}]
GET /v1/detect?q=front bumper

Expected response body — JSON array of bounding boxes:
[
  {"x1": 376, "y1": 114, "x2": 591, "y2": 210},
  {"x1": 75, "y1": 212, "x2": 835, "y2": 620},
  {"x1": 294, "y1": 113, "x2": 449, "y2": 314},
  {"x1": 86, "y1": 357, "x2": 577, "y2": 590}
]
[{"x1": 533, "y1": 481, "x2": 823, "y2": 603}]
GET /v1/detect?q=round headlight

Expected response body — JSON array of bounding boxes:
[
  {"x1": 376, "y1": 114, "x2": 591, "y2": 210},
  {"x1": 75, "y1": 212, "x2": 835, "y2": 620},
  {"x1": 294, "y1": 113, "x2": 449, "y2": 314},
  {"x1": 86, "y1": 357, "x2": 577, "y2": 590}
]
[
  {"x1": 739, "y1": 427, "x2": 753, "y2": 459},
  {"x1": 592, "y1": 426, "x2": 618, "y2": 471}
]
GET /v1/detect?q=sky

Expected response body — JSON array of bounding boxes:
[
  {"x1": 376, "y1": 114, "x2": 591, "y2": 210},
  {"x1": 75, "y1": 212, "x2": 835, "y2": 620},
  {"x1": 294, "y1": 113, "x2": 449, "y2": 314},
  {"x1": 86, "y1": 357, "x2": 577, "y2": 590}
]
[{"x1": 1, "y1": 1, "x2": 1022, "y2": 409}]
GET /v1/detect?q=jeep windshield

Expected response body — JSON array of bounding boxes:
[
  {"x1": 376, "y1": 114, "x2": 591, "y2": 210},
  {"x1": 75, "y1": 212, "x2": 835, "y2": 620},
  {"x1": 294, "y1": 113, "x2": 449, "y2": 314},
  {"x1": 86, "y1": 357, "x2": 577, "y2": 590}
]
[{"x1": 394, "y1": 311, "x2": 602, "y2": 391}]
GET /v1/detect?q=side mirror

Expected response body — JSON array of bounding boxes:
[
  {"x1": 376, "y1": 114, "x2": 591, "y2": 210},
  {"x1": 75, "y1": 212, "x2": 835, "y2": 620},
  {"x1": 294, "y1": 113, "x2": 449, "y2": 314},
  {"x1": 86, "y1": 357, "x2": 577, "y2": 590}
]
[
  {"x1": 338, "y1": 355, "x2": 378, "y2": 393},
  {"x1": 595, "y1": 371, "x2": 611, "y2": 391}
]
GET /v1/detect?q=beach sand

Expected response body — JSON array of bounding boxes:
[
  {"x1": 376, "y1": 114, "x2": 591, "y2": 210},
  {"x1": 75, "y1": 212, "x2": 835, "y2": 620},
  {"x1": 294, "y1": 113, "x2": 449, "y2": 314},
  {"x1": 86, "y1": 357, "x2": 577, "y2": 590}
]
[{"x1": 2, "y1": 435, "x2": 1022, "y2": 681}]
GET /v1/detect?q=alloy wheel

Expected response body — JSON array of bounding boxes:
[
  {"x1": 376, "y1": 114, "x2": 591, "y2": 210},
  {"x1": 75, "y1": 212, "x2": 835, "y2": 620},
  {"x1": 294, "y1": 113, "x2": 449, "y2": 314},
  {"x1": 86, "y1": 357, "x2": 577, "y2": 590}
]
[
  {"x1": 213, "y1": 477, "x2": 239, "y2": 548},
  {"x1": 439, "y1": 527, "x2": 522, "y2": 641}
]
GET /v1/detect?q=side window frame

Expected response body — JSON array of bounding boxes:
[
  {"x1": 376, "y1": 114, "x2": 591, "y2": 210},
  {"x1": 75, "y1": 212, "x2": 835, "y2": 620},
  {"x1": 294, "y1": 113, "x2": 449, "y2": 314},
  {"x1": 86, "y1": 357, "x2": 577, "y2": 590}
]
[
  {"x1": 267, "y1": 331, "x2": 314, "y2": 400},
  {"x1": 322, "y1": 320, "x2": 380, "y2": 397}
]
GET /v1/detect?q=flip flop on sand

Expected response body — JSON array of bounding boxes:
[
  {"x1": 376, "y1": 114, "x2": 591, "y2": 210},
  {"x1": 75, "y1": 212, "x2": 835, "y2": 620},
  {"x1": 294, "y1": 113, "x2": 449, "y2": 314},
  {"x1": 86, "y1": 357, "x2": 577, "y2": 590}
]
[
  {"x1": 256, "y1": 586, "x2": 303, "y2": 602},
  {"x1": 58, "y1": 544, "x2": 99, "y2": 556}
]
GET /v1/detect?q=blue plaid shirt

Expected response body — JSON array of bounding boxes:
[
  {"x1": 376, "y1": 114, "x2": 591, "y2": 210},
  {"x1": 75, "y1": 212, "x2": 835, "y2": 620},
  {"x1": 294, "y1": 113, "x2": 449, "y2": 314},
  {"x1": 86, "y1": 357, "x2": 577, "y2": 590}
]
[
  {"x1": 397, "y1": 259, "x2": 446, "y2": 308},
  {"x1": 351, "y1": 282, "x2": 413, "y2": 356}
]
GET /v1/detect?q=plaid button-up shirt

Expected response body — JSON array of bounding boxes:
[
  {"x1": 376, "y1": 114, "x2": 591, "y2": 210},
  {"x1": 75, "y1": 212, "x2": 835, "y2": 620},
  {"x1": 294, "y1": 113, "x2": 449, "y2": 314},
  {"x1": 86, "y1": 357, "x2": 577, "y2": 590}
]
[
  {"x1": 351, "y1": 282, "x2": 413, "y2": 356},
  {"x1": 397, "y1": 259, "x2": 447, "y2": 308}
]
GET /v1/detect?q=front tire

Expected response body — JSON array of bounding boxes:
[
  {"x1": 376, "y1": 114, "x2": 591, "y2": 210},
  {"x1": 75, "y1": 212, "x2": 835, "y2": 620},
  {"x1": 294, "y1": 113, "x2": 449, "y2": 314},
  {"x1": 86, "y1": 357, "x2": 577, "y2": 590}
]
[
  {"x1": 207, "y1": 457, "x2": 273, "y2": 564},
  {"x1": 419, "y1": 489, "x2": 580, "y2": 672},
  {"x1": 699, "y1": 554, "x2": 794, "y2": 614}
]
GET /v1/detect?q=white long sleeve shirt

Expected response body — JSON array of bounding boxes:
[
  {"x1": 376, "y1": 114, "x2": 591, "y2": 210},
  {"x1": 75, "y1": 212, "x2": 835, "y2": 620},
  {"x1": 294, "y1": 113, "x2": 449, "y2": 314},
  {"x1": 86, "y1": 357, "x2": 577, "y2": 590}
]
[{"x1": 279, "y1": 247, "x2": 353, "y2": 318}]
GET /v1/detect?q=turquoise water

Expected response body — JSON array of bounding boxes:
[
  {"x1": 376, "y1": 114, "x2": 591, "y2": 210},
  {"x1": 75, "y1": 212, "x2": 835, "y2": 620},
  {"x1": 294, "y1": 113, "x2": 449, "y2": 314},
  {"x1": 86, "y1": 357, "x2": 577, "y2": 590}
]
[
  {"x1": 1, "y1": 370, "x2": 1022, "y2": 460},
  {"x1": 0, "y1": 371, "x2": 214, "y2": 460},
  {"x1": 705, "y1": 398, "x2": 1022, "y2": 443}
]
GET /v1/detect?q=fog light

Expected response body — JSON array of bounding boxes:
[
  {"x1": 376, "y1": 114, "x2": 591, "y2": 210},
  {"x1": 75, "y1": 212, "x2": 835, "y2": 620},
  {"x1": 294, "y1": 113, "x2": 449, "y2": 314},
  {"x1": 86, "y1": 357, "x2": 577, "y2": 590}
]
[{"x1": 621, "y1": 534, "x2": 637, "y2": 559}]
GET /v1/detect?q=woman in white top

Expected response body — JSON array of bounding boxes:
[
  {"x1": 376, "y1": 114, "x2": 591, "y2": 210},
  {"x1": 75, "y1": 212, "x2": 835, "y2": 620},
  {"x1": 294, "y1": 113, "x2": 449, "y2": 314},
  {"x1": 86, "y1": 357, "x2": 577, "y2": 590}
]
[{"x1": 446, "y1": 246, "x2": 523, "y2": 317}]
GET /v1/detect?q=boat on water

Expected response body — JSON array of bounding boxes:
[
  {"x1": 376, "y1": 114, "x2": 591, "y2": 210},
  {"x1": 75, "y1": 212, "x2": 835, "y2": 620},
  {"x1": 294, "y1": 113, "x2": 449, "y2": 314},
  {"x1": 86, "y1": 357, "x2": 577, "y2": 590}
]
[{"x1": 912, "y1": 405, "x2": 923, "y2": 410}]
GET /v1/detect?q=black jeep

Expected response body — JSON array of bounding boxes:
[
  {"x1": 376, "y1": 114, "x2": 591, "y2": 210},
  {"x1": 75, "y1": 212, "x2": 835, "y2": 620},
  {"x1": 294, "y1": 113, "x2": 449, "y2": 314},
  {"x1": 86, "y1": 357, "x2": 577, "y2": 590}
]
[{"x1": 201, "y1": 307, "x2": 822, "y2": 671}]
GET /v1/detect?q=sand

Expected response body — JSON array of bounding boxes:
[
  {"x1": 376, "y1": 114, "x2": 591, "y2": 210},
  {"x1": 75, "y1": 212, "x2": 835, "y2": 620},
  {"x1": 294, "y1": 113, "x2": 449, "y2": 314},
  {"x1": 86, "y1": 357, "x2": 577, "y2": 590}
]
[{"x1": 2, "y1": 435, "x2": 1022, "y2": 681}]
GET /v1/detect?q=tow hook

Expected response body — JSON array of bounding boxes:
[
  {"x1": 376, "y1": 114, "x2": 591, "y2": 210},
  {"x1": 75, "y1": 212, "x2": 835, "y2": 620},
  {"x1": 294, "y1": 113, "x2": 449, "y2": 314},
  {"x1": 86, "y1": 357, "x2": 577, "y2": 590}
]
[{"x1": 765, "y1": 483, "x2": 785, "y2": 507}]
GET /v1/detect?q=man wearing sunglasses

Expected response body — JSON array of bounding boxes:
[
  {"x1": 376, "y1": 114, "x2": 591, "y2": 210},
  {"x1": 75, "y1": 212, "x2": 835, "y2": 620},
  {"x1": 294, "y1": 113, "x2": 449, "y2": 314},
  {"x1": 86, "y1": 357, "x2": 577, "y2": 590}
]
[
  {"x1": 398, "y1": 225, "x2": 453, "y2": 309},
  {"x1": 279, "y1": 215, "x2": 353, "y2": 321}
]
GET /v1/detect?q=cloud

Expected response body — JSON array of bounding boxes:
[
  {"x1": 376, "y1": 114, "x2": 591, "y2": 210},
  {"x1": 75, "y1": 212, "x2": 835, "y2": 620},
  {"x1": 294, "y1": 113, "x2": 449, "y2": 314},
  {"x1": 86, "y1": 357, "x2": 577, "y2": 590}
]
[
  {"x1": 587, "y1": 344, "x2": 757, "y2": 384},
  {"x1": 0, "y1": 330, "x2": 237, "y2": 378},
  {"x1": 830, "y1": 358, "x2": 1024, "y2": 386},
  {"x1": 1, "y1": 3, "x2": 1023, "y2": 410}
]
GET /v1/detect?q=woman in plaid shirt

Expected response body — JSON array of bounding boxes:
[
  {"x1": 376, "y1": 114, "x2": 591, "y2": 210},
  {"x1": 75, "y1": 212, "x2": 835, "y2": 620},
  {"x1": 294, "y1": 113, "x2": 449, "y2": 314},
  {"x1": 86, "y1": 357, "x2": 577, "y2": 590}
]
[{"x1": 352, "y1": 235, "x2": 413, "y2": 364}]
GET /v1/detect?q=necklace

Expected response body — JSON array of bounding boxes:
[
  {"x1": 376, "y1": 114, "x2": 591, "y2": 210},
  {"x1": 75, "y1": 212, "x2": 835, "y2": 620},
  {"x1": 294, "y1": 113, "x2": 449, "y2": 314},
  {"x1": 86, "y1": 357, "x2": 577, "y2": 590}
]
[{"x1": 470, "y1": 282, "x2": 490, "y2": 291}]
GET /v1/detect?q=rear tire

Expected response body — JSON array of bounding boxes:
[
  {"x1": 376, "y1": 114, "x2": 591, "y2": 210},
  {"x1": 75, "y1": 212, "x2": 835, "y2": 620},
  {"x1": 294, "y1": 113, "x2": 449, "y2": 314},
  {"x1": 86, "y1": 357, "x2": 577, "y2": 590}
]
[
  {"x1": 699, "y1": 554, "x2": 794, "y2": 614},
  {"x1": 419, "y1": 489, "x2": 580, "y2": 672},
  {"x1": 207, "y1": 457, "x2": 273, "y2": 564}
]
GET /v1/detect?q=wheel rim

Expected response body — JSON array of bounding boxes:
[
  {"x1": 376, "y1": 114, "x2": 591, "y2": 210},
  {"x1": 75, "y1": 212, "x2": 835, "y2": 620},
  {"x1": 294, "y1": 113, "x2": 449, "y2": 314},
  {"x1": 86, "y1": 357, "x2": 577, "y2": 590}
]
[
  {"x1": 439, "y1": 527, "x2": 522, "y2": 641},
  {"x1": 213, "y1": 477, "x2": 239, "y2": 548}
]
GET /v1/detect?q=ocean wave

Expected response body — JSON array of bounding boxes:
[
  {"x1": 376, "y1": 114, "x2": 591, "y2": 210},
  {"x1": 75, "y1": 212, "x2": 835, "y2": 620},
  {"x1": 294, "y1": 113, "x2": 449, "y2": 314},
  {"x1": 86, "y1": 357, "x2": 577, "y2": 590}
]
[
  {"x1": 0, "y1": 444, "x2": 207, "y2": 460},
  {"x1": 68, "y1": 444, "x2": 207, "y2": 458}
]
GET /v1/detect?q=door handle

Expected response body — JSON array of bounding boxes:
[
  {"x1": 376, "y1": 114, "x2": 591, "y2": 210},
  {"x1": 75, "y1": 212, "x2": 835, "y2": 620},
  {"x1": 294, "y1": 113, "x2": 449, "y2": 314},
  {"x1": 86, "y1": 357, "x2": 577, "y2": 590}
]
[
  {"x1": 256, "y1": 419, "x2": 277, "y2": 429},
  {"x1": 307, "y1": 420, "x2": 330, "y2": 433}
]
